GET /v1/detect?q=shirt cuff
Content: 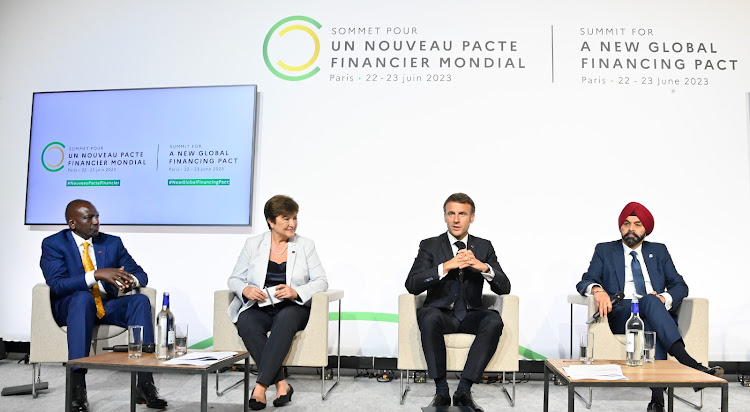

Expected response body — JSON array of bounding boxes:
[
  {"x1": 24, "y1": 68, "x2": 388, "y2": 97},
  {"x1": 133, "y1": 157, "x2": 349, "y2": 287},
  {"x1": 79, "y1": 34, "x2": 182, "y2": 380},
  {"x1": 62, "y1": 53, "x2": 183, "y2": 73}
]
[
  {"x1": 481, "y1": 264, "x2": 495, "y2": 281},
  {"x1": 85, "y1": 270, "x2": 97, "y2": 288},
  {"x1": 437, "y1": 264, "x2": 447, "y2": 280},
  {"x1": 586, "y1": 283, "x2": 603, "y2": 296},
  {"x1": 131, "y1": 275, "x2": 140, "y2": 288},
  {"x1": 660, "y1": 292, "x2": 673, "y2": 310}
]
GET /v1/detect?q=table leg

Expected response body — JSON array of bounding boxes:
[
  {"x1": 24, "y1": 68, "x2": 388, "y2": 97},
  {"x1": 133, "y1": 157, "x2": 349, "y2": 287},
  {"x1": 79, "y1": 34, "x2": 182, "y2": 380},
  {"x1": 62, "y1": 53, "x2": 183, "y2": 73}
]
[
  {"x1": 568, "y1": 384, "x2": 575, "y2": 411},
  {"x1": 201, "y1": 373, "x2": 208, "y2": 412},
  {"x1": 667, "y1": 387, "x2": 673, "y2": 412},
  {"x1": 244, "y1": 357, "x2": 250, "y2": 412},
  {"x1": 65, "y1": 365, "x2": 71, "y2": 412},
  {"x1": 543, "y1": 364, "x2": 549, "y2": 412},
  {"x1": 721, "y1": 383, "x2": 728, "y2": 412},
  {"x1": 130, "y1": 372, "x2": 136, "y2": 412}
]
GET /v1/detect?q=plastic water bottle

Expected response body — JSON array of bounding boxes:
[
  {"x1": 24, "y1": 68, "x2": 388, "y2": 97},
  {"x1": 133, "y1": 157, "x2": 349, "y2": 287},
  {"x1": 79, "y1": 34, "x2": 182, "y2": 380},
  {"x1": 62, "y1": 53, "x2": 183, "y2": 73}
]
[
  {"x1": 155, "y1": 292, "x2": 175, "y2": 360},
  {"x1": 625, "y1": 296, "x2": 645, "y2": 366}
]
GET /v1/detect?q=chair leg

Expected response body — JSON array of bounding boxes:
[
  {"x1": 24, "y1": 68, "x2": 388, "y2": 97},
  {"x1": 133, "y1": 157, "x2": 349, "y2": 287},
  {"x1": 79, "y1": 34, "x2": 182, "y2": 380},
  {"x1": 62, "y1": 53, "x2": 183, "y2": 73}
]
[
  {"x1": 400, "y1": 370, "x2": 411, "y2": 405},
  {"x1": 321, "y1": 299, "x2": 342, "y2": 401},
  {"x1": 672, "y1": 388, "x2": 704, "y2": 410},
  {"x1": 215, "y1": 369, "x2": 246, "y2": 397},
  {"x1": 32, "y1": 363, "x2": 38, "y2": 399},
  {"x1": 573, "y1": 387, "x2": 593, "y2": 409},
  {"x1": 500, "y1": 371, "x2": 516, "y2": 407}
]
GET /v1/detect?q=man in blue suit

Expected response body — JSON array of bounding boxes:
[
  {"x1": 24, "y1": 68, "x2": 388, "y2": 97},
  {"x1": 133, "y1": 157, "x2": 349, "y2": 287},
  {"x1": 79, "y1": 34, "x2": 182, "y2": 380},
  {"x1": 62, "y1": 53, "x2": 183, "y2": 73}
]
[
  {"x1": 406, "y1": 193, "x2": 511, "y2": 412},
  {"x1": 576, "y1": 202, "x2": 722, "y2": 412},
  {"x1": 40, "y1": 199, "x2": 167, "y2": 411}
]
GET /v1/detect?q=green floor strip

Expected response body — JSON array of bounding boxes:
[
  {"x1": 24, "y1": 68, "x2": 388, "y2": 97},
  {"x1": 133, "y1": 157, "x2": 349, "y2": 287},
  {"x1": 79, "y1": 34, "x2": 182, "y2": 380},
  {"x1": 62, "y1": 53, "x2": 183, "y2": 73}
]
[
  {"x1": 189, "y1": 337, "x2": 213, "y2": 350},
  {"x1": 328, "y1": 311, "x2": 398, "y2": 322}
]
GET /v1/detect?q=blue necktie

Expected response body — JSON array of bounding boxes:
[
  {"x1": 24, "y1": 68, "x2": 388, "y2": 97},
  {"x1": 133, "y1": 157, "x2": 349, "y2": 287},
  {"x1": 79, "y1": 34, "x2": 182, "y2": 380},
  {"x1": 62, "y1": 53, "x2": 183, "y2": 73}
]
[
  {"x1": 454, "y1": 241, "x2": 467, "y2": 321},
  {"x1": 630, "y1": 251, "x2": 647, "y2": 297}
]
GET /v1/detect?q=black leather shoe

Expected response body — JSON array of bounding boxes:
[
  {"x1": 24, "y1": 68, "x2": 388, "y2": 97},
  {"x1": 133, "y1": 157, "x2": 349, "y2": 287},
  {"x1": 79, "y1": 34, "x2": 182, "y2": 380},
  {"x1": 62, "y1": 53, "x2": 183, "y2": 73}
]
[
  {"x1": 453, "y1": 391, "x2": 484, "y2": 412},
  {"x1": 427, "y1": 393, "x2": 452, "y2": 407},
  {"x1": 647, "y1": 400, "x2": 665, "y2": 412},
  {"x1": 135, "y1": 380, "x2": 168, "y2": 409},
  {"x1": 693, "y1": 365, "x2": 724, "y2": 391},
  {"x1": 273, "y1": 384, "x2": 294, "y2": 407},
  {"x1": 698, "y1": 365, "x2": 724, "y2": 378},
  {"x1": 70, "y1": 383, "x2": 89, "y2": 412},
  {"x1": 249, "y1": 388, "x2": 266, "y2": 410}
]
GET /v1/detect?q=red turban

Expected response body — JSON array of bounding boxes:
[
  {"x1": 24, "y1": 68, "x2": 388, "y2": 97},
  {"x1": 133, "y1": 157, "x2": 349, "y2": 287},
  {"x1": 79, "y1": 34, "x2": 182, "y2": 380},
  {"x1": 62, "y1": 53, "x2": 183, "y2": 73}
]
[{"x1": 618, "y1": 202, "x2": 654, "y2": 236}]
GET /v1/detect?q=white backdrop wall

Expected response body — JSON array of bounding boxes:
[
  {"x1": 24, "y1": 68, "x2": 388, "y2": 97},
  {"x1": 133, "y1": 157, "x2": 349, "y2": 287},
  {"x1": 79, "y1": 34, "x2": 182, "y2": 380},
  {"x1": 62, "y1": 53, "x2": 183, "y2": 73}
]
[{"x1": 1, "y1": 0, "x2": 749, "y2": 361}]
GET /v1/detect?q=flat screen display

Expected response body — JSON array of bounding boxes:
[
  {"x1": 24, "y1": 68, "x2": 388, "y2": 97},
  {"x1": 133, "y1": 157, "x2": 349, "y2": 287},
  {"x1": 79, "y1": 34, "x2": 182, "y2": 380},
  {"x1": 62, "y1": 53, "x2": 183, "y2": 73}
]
[{"x1": 25, "y1": 85, "x2": 257, "y2": 225}]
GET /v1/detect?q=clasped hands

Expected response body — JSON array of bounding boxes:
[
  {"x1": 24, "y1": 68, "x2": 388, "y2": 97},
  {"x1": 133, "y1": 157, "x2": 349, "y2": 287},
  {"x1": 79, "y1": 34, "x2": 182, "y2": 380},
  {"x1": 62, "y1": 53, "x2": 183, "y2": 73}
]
[
  {"x1": 444, "y1": 249, "x2": 489, "y2": 274},
  {"x1": 94, "y1": 266, "x2": 136, "y2": 292},
  {"x1": 593, "y1": 288, "x2": 666, "y2": 318},
  {"x1": 243, "y1": 284, "x2": 298, "y2": 302}
]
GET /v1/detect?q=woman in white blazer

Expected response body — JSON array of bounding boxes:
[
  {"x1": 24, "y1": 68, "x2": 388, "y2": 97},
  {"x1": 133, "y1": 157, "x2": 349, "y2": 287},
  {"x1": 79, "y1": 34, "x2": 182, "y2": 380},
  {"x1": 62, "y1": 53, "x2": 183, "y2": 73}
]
[{"x1": 227, "y1": 195, "x2": 328, "y2": 410}]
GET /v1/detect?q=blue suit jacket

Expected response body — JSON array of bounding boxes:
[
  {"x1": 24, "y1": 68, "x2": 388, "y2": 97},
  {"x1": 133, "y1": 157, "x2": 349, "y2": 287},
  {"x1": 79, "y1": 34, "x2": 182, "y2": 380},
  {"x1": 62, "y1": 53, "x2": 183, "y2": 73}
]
[
  {"x1": 40, "y1": 229, "x2": 148, "y2": 317},
  {"x1": 576, "y1": 240, "x2": 688, "y2": 312}
]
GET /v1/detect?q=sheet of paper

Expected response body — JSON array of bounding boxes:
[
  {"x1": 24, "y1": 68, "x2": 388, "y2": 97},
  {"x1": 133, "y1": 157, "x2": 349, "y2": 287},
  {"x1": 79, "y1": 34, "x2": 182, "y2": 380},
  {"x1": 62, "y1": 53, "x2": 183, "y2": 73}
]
[
  {"x1": 257, "y1": 285, "x2": 283, "y2": 307},
  {"x1": 163, "y1": 351, "x2": 237, "y2": 366},
  {"x1": 562, "y1": 364, "x2": 629, "y2": 380}
]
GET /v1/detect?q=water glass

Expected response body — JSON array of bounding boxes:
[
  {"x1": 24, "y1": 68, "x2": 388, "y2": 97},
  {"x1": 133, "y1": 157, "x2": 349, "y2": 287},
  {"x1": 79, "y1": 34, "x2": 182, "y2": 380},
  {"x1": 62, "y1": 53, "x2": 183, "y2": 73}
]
[
  {"x1": 644, "y1": 331, "x2": 657, "y2": 363},
  {"x1": 175, "y1": 323, "x2": 188, "y2": 356},
  {"x1": 128, "y1": 325, "x2": 143, "y2": 359},
  {"x1": 579, "y1": 332, "x2": 594, "y2": 364}
]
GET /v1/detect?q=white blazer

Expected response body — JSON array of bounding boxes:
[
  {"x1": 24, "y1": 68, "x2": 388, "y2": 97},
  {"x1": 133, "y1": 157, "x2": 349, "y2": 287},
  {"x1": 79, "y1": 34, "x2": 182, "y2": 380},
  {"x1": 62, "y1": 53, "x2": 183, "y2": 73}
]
[{"x1": 227, "y1": 231, "x2": 328, "y2": 323}]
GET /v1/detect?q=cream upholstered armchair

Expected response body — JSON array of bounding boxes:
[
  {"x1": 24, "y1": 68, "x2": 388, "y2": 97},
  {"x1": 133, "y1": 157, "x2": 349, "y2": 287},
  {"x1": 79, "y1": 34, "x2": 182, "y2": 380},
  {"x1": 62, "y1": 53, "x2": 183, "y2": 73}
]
[
  {"x1": 398, "y1": 293, "x2": 519, "y2": 406},
  {"x1": 567, "y1": 294, "x2": 709, "y2": 408},
  {"x1": 29, "y1": 283, "x2": 156, "y2": 398},
  {"x1": 213, "y1": 289, "x2": 344, "y2": 400}
]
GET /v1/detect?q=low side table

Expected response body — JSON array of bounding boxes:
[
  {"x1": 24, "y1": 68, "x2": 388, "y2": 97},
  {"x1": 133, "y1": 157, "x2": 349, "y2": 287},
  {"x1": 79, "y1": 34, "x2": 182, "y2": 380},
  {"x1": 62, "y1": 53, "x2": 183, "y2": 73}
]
[
  {"x1": 66, "y1": 350, "x2": 250, "y2": 412},
  {"x1": 543, "y1": 359, "x2": 728, "y2": 412}
]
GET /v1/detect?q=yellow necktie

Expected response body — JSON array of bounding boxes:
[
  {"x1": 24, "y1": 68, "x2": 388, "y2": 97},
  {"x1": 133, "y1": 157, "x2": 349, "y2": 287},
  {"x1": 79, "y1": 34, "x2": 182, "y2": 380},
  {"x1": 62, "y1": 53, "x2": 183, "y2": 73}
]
[{"x1": 82, "y1": 242, "x2": 105, "y2": 319}]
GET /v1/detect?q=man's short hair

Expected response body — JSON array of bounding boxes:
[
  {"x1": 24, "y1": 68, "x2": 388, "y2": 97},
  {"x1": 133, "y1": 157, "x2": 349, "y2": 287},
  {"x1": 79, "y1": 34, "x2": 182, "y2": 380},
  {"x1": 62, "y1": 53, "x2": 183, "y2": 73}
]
[
  {"x1": 443, "y1": 193, "x2": 475, "y2": 214},
  {"x1": 264, "y1": 195, "x2": 299, "y2": 229},
  {"x1": 65, "y1": 199, "x2": 91, "y2": 220}
]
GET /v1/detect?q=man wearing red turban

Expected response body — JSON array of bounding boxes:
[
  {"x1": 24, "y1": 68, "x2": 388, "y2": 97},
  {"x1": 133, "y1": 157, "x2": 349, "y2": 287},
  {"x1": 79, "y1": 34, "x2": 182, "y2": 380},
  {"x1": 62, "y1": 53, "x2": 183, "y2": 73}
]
[{"x1": 576, "y1": 202, "x2": 723, "y2": 412}]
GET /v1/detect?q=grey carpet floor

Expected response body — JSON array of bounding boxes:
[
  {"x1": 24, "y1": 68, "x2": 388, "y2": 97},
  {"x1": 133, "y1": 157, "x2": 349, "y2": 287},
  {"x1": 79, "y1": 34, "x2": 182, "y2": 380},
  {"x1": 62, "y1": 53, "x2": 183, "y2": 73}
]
[{"x1": 1, "y1": 360, "x2": 746, "y2": 411}]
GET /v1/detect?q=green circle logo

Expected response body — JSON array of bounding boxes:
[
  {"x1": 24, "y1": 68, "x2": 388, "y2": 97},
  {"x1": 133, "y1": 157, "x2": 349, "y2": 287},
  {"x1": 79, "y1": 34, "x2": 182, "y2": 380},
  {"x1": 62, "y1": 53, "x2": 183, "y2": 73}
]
[
  {"x1": 263, "y1": 16, "x2": 322, "y2": 81},
  {"x1": 42, "y1": 141, "x2": 65, "y2": 172}
]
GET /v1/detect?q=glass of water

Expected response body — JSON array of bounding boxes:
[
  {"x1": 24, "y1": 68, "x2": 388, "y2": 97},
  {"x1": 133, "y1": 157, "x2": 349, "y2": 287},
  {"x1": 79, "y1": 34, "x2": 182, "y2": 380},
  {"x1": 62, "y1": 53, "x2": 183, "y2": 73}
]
[
  {"x1": 128, "y1": 325, "x2": 143, "y2": 359},
  {"x1": 644, "y1": 331, "x2": 657, "y2": 363},
  {"x1": 175, "y1": 324, "x2": 188, "y2": 356},
  {"x1": 579, "y1": 332, "x2": 594, "y2": 364}
]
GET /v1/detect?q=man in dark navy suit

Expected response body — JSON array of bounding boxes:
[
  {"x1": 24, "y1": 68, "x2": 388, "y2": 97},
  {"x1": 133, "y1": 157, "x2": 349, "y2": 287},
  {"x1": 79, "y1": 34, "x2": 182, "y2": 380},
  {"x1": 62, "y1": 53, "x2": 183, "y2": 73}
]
[
  {"x1": 40, "y1": 199, "x2": 167, "y2": 411},
  {"x1": 406, "y1": 193, "x2": 511, "y2": 412},
  {"x1": 576, "y1": 201, "x2": 723, "y2": 412}
]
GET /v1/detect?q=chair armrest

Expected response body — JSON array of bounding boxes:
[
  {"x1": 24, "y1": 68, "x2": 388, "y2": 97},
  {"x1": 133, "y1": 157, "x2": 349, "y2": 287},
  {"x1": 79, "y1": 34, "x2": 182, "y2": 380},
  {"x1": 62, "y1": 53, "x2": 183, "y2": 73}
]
[
  {"x1": 567, "y1": 294, "x2": 589, "y2": 306},
  {"x1": 319, "y1": 289, "x2": 344, "y2": 302}
]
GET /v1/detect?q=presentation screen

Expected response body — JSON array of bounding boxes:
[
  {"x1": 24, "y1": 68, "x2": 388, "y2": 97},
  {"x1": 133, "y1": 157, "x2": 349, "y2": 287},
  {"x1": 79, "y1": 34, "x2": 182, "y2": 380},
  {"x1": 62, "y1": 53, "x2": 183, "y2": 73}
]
[{"x1": 25, "y1": 85, "x2": 257, "y2": 225}]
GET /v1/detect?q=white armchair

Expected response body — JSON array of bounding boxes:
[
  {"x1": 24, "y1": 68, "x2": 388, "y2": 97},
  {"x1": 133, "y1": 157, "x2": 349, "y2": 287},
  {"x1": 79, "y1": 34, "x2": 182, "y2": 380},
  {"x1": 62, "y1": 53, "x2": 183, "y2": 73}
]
[
  {"x1": 29, "y1": 283, "x2": 156, "y2": 398},
  {"x1": 567, "y1": 294, "x2": 709, "y2": 408},
  {"x1": 397, "y1": 293, "x2": 519, "y2": 406},
  {"x1": 212, "y1": 289, "x2": 344, "y2": 400}
]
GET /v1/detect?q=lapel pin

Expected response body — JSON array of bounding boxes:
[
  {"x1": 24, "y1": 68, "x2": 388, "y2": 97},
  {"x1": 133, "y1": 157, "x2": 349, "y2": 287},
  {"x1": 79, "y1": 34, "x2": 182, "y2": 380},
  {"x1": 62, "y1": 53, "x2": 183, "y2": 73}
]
[
  {"x1": 648, "y1": 254, "x2": 653, "y2": 258},
  {"x1": 98, "y1": 250, "x2": 102, "y2": 254}
]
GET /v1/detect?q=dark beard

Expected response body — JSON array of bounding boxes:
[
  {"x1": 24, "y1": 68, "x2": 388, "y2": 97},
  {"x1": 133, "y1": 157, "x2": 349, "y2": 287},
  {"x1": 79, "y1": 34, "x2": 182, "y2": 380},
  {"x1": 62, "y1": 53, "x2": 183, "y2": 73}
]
[{"x1": 622, "y1": 231, "x2": 645, "y2": 247}]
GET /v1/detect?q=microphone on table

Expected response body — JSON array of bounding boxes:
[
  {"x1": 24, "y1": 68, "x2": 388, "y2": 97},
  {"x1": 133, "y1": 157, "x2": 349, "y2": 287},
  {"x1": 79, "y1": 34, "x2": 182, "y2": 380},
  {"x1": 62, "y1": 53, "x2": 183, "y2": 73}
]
[
  {"x1": 586, "y1": 291, "x2": 625, "y2": 324},
  {"x1": 103, "y1": 343, "x2": 155, "y2": 353}
]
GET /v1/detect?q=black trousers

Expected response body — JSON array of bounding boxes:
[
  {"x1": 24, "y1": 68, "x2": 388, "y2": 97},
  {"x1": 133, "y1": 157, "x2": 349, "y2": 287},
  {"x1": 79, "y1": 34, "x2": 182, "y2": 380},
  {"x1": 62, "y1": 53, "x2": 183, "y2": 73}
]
[
  {"x1": 417, "y1": 307, "x2": 504, "y2": 382},
  {"x1": 235, "y1": 302, "x2": 311, "y2": 386}
]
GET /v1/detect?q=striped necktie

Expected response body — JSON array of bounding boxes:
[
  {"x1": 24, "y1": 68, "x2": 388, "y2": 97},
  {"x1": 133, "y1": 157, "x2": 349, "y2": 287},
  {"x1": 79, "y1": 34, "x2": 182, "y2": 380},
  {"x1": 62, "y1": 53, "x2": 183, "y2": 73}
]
[{"x1": 82, "y1": 242, "x2": 105, "y2": 319}]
